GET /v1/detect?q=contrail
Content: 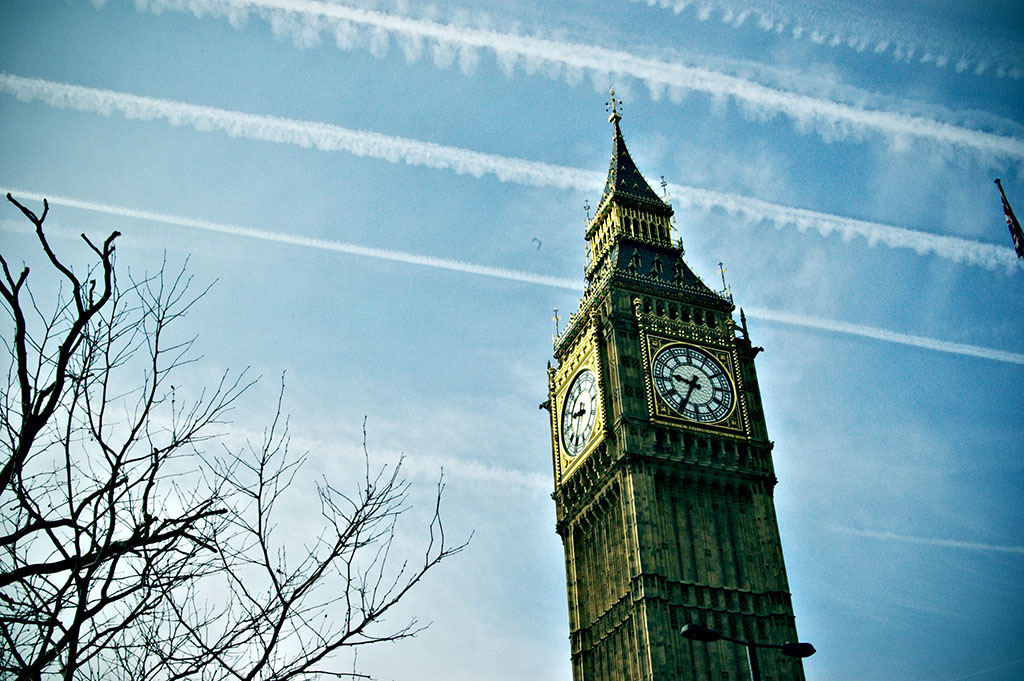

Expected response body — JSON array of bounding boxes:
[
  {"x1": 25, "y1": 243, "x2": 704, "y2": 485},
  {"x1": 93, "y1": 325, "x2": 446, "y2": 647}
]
[
  {"x1": 746, "y1": 307, "x2": 1024, "y2": 365},
  {"x1": 834, "y1": 527, "x2": 1024, "y2": 555},
  {"x1": 296, "y1": 435, "x2": 552, "y2": 494},
  {"x1": 631, "y1": 0, "x2": 1023, "y2": 80},
  {"x1": 945, "y1": 658, "x2": 1024, "y2": 681},
  {"x1": 131, "y1": 0, "x2": 1024, "y2": 160},
  {"x1": 5, "y1": 188, "x2": 1023, "y2": 366},
  {"x1": 670, "y1": 187, "x2": 1015, "y2": 272},
  {"x1": 0, "y1": 188, "x2": 578, "y2": 290},
  {"x1": 391, "y1": 451, "x2": 550, "y2": 495},
  {"x1": 1, "y1": 74, "x2": 1016, "y2": 272}
]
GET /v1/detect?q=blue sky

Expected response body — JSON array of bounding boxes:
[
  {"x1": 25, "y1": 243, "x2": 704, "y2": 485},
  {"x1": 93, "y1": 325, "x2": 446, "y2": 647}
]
[{"x1": 1, "y1": 1, "x2": 1022, "y2": 679}]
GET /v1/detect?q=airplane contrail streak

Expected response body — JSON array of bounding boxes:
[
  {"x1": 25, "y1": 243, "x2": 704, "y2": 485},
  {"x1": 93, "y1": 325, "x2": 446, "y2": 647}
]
[
  {"x1": 745, "y1": 307, "x2": 1024, "y2": 365},
  {"x1": 5, "y1": 188, "x2": 1022, "y2": 365},
  {"x1": 0, "y1": 189, "x2": 578, "y2": 290},
  {"x1": 1, "y1": 74, "x2": 1015, "y2": 272},
  {"x1": 631, "y1": 0, "x2": 1022, "y2": 79},
  {"x1": 136, "y1": 0, "x2": 1024, "y2": 159},
  {"x1": 834, "y1": 527, "x2": 1024, "y2": 554}
]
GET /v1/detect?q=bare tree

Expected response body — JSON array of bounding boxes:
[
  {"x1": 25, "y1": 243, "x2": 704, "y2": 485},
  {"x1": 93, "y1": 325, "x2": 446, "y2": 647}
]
[{"x1": 0, "y1": 194, "x2": 466, "y2": 681}]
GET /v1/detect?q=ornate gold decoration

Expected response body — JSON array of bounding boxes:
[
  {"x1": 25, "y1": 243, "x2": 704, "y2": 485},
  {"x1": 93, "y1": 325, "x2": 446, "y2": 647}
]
[
  {"x1": 549, "y1": 314, "x2": 607, "y2": 485},
  {"x1": 634, "y1": 298, "x2": 751, "y2": 437}
]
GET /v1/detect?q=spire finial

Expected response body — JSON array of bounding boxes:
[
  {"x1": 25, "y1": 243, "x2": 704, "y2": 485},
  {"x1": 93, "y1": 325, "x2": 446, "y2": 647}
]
[{"x1": 606, "y1": 87, "x2": 622, "y2": 124}]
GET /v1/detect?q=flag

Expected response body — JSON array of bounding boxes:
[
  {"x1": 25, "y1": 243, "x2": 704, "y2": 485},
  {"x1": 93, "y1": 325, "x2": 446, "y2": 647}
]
[{"x1": 995, "y1": 178, "x2": 1024, "y2": 259}]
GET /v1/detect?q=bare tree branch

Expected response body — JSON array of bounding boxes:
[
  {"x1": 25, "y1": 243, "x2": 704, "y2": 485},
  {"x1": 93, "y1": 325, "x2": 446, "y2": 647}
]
[{"x1": 1, "y1": 195, "x2": 466, "y2": 680}]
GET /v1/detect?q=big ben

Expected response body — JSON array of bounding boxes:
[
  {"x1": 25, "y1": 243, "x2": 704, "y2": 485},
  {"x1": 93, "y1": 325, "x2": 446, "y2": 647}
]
[{"x1": 546, "y1": 92, "x2": 806, "y2": 681}]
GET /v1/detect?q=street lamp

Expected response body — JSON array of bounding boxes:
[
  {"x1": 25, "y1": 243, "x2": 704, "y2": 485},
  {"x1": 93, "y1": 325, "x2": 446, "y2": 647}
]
[{"x1": 680, "y1": 623, "x2": 816, "y2": 681}]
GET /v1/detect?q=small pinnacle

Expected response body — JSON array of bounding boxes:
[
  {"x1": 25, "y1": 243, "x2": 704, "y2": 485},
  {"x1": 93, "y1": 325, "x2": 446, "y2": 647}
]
[{"x1": 606, "y1": 87, "x2": 622, "y2": 124}]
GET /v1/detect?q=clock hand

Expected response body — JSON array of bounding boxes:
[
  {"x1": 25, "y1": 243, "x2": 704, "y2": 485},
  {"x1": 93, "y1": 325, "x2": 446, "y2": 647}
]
[
  {"x1": 566, "y1": 403, "x2": 587, "y2": 441},
  {"x1": 678, "y1": 374, "x2": 701, "y2": 411}
]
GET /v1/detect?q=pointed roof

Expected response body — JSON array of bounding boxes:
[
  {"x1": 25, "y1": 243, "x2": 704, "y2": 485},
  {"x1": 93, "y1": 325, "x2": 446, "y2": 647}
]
[{"x1": 598, "y1": 90, "x2": 673, "y2": 216}]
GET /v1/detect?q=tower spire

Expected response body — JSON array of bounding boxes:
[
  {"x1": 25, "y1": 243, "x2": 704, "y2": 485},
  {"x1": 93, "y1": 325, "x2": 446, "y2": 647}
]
[{"x1": 596, "y1": 89, "x2": 671, "y2": 216}]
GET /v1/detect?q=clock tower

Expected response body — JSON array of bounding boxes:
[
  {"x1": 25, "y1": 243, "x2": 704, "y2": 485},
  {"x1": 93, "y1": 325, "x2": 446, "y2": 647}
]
[{"x1": 546, "y1": 93, "x2": 806, "y2": 681}]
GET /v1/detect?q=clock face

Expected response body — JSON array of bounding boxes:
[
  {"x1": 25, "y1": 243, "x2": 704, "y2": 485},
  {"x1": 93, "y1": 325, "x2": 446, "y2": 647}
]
[
  {"x1": 561, "y1": 369, "x2": 598, "y2": 457},
  {"x1": 651, "y1": 345, "x2": 734, "y2": 423}
]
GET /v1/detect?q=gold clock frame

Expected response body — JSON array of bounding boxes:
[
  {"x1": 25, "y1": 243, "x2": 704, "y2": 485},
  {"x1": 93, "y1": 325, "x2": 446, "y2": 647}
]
[
  {"x1": 549, "y1": 319, "x2": 606, "y2": 485},
  {"x1": 634, "y1": 298, "x2": 750, "y2": 437},
  {"x1": 643, "y1": 337, "x2": 744, "y2": 432}
]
